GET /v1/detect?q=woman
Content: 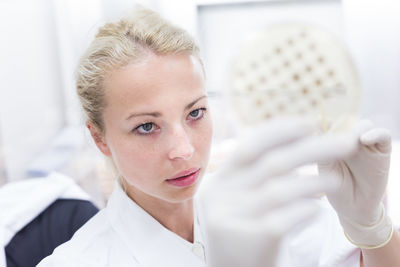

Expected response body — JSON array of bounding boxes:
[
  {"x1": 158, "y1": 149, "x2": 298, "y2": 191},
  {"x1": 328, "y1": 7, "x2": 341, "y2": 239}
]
[{"x1": 38, "y1": 5, "x2": 400, "y2": 267}]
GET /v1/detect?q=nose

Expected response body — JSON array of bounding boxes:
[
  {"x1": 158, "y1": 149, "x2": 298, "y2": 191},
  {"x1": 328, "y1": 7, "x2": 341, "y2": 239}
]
[{"x1": 168, "y1": 125, "x2": 194, "y2": 160}]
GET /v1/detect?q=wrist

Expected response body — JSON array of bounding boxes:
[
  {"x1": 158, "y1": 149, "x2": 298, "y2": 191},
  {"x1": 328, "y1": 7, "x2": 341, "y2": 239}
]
[{"x1": 339, "y1": 203, "x2": 393, "y2": 249}]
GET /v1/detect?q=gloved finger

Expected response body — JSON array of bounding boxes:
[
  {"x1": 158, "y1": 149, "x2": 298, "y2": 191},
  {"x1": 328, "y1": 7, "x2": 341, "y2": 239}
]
[
  {"x1": 318, "y1": 119, "x2": 374, "y2": 170},
  {"x1": 360, "y1": 128, "x2": 392, "y2": 153},
  {"x1": 206, "y1": 200, "x2": 320, "y2": 267},
  {"x1": 240, "y1": 134, "x2": 358, "y2": 186},
  {"x1": 260, "y1": 174, "x2": 338, "y2": 210},
  {"x1": 323, "y1": 114, "x2": 358, "y2": 134},
  {"x1": 260, "y1": 199, "x2": 320, "y2": 237},
  {"x1": 220, "y1": 174, "x2": 337, "y2": 217},
  {"x1": 317, "y1": 160, "x2": 335, "y2": 171},
  {"x1": 353, "y1": 119, "x2": 374, "y2": 138},
  {"x1": 227, "y1": 118, "x2": 316, "y2": 168},
  {"x1": 226, "y1": 199, "x2": 321, "y2": 239}
]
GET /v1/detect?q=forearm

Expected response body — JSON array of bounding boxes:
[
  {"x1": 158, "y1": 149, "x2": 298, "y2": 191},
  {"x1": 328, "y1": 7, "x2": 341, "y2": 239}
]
[{"x1": 361, "y1": 229, "x2": 400, "y2": 267}]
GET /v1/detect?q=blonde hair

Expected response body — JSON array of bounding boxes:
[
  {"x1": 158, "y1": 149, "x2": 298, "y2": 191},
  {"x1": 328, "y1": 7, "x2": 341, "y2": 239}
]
[{"x1": 76, "y1": 5, "x2": 202, "y2": 133}]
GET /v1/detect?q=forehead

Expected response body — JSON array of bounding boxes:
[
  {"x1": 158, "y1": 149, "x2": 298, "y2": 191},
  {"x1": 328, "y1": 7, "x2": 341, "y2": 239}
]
[{"x1": 102, "y1": 53, "x2": 205, "y2": 111}]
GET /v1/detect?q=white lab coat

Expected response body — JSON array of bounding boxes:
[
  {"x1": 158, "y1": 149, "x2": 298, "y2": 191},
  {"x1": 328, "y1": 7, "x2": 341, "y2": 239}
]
[
  {"x1": 38, "y1": 182, "x2": 360, "y2": 267},
  {"x1": 37, "y1": 182, "x2": 207, "y2": 267},
  {"x1": 0, "y1": 173, "x2": 90, "y2": 267}
]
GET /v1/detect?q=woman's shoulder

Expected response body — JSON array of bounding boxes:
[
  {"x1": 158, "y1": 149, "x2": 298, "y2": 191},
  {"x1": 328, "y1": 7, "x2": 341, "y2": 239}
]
[{"x1": 37, "y1": 209, "x2": 138, "y2": 267}]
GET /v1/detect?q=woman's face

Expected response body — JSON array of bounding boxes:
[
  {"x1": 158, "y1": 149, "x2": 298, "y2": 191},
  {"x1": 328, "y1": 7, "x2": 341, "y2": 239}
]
[{"x1": 91, "y1": 53, "x2": 212, "y2": 204}]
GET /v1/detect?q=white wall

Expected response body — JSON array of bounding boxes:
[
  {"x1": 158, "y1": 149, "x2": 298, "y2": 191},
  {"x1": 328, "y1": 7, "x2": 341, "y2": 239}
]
[
  {"x1": 51, "y1": 0, "x2": 104, "y2": 127},
  {"x1": 0, "y1": 0, "x2": 65, "y2": 180},
  {"x1": 343, "y1": 0, "x2": 400, "y2": 137}
]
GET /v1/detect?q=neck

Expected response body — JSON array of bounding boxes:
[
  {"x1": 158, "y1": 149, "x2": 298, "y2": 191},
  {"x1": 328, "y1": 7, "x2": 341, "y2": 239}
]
[{"x1": 123, "y1": 183, "x2": 194, "y2": 243}]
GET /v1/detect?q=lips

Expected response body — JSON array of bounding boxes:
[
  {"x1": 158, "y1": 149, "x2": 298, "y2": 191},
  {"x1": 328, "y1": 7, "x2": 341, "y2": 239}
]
[
  {"x1": 169, "y1": 168, "x2": 199, "y2": 180},
  {"x1": 166, "y1": 168, "x2": 200, "y2": 187}
]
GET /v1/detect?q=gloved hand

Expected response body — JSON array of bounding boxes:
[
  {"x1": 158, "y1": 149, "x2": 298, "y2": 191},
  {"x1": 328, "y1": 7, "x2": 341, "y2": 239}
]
[
  {"x1": 318, "y1": 120, "x2": 393, "y2": 248},
  {"x1": 198, "y1": 119, "x2": 359, "y2": 267}
]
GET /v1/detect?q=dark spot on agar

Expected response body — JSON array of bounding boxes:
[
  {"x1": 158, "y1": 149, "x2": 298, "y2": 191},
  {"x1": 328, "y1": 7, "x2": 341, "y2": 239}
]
[
  {"x1": 283, "y1": 60, "x2": 290, "y2": 68},
  {"x1": 323, "y1": 91, "x2": 330, "y2": 98},
  {"x1": 259, "y1": 76, "x2": 267, "y2": 84},
  {"x1": 310, "y1": 99, "x2": 318, "y2": 107},
  {"x1": 268, "y1": 90, "x2": 276, "y2": 98}
]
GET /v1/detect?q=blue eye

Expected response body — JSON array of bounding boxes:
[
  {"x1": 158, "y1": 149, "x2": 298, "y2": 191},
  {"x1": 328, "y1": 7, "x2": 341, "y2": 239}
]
[
  {"x1": 190, "y1": 109, "x2": 200, "y2": 118},
  {"x1": 136, "y1": 123, "x2": 154, "y2": 134},
  {"x1": 189, "y1": 108, "x2": 206, "y2": 120},
  {"x1": 133, "y1": 108, "x2": 206, "y2": 136}
]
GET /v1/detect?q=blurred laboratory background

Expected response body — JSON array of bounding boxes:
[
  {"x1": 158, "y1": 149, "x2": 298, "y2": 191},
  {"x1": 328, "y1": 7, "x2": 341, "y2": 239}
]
[{"x1": 0, "y1": 0, "x2": 400, "y2": 219}]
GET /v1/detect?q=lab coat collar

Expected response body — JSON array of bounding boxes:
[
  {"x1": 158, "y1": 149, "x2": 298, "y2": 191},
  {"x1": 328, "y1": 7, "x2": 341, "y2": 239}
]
[{"x1": 106, "y1": 182, "x2": 206, "y2": 267}]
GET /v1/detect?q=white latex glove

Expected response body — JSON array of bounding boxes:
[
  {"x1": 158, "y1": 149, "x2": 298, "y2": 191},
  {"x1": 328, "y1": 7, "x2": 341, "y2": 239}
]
[
  {"x1": 318, "y1": 120, "x2": 393, "y2": 248},
  {"x1": 199, "y1": 119, "x2": 359, "y2": 267}
]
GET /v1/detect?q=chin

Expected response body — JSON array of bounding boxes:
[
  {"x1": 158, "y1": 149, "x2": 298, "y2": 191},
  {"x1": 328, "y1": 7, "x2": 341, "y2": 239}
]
[{"x1": 165, "y1": 181, "x2": 202, "y2": 204}]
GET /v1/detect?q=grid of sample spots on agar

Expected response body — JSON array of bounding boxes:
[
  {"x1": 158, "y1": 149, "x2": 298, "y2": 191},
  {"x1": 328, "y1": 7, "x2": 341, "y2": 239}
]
[{"x1": 230, "y1": 24, "x2": 359, "y2": 126}]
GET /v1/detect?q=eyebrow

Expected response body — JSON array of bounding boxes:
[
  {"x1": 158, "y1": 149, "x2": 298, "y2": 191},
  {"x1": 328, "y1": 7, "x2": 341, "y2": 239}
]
[{"x1": 125, "y1": 95, "x2": 207, "y2": 120}]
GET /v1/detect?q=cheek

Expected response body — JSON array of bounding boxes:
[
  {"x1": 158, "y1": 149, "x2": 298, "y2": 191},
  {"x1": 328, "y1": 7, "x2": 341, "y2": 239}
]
[
  {"x1": 194, "y1": 117, "x2": 213, "y2": 156},
  {"x1": 109, "y1": 137, "x2": 161, "y2": 178}
]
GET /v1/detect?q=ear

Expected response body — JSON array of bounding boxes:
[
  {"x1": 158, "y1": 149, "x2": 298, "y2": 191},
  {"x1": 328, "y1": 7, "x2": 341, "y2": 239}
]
[{"x1": 86, "y1": 121, "x2": 112, "y2": 157}]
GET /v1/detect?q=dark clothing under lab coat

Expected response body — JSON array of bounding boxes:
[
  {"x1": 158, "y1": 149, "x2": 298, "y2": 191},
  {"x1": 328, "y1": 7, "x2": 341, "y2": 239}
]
[
  {"x1": 5, "y1": 199, "x2": 98, "y2": 267},
  {"x1": 0, "y1": 173, "x2": 99, "y2": 267}
]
